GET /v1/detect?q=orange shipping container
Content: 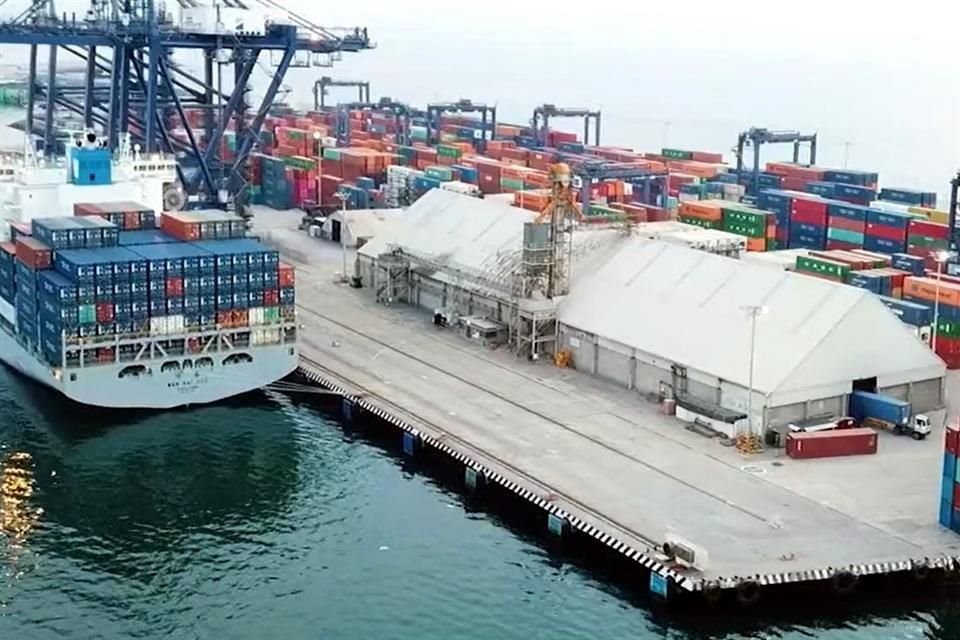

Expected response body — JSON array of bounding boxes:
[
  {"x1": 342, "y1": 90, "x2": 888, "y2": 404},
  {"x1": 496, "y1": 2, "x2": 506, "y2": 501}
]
[
  {"x1": 746, "y1": 237, "x2": 766, "y2": 252},
  {"x1": 678, "y1": 200, "x2": 724, "y2": 221},
  {"x1": 903, "y1": 276, "x2": 960, "y2": 307}
]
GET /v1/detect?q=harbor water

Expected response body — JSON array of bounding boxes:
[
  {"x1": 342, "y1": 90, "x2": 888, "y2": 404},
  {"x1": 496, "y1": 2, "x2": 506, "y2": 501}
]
[{"x1": 0, "y1": 368, "x2": 958, "y2": 639}]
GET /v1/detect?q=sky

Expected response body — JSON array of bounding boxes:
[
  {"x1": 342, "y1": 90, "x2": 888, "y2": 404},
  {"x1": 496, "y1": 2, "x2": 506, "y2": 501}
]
[{"x1": 0, "y1": 0, "x2": 956, "y2": 198}]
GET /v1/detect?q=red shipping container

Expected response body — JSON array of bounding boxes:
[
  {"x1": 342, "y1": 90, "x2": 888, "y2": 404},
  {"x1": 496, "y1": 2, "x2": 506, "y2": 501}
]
[
  {"x1": 0, "y1": 242, "x2": 14, "y2": 259},
  {"x1": 791, "y1": 209, "x2": 827, "y2": 226},
  {"x1": 278, "y1": 263, "x2": 295, "y2": 288},
  {"x1": 690, "y1": 150, "x2": 723, "y2": 163},
  {"x1": 161, "y1": 212, "x2": 200, "y2": 241},
  {"x1": 95, "y1": 302, "x2": 114, "y2": 323},
  {"x1": 791, "y1": 198, "x2": 827, "y2": 222},
  {"x1": 780, "y1": 177, "x2": 809, "y2": 192},
  {"x1": 217, "y1": 310, "x2": 233, "y2": 328},
  {"x1": 123, "y1": 212, "x2": 140, "y2": 230},
  {"x1": 908, "y1": 219, "x2": 950, "y2": 240},
  {"x1": 828, "y1": 216, "x2": 866, "y2": 233},
  {"x1": 826, "y1": 240, "x2": 860, "y2": 251},
  {"x1": 866, "y1": 223, "x2": 907, "y2": 242},
  {"x1": 15, "y1": 236, "x2": 52, "y2": 269},
  {"x1": 263, "y1": 289, "x2": 279, "y2": 306},
  {"x1": 946, "y1": 427, "x2": 959, "y2": 455},
  {"x1": 786, "y1": 428, "x2": 878, "y2": 459},
  {"x1": 165, "y1": 277, "x2": 183, "y2": 297}
]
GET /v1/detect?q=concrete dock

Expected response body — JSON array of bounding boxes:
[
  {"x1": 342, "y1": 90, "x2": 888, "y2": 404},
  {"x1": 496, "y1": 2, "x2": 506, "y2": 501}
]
[{"x1": 254, "y1": 209, "x2": 960, "y2": 597}]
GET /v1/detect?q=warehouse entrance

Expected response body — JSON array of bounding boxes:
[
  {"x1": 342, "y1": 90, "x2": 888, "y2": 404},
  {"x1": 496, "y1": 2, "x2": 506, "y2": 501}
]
[
  {"x1": 852, "y1": 376, "x2": 877, "y2": 393},
  {"x1": 331, "y1": 219, "x2": 342, "y2": 243}
]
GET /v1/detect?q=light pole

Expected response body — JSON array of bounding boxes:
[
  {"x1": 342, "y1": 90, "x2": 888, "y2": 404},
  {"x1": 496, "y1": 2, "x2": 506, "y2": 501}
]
[
  {"x1": 932, "y1": 250, "x2": 953, "y2": 352},
  {"x1": 335, "y1": 192, "x2": 349, "y2": 283},
  {"x1": 741, "y1": 304, "x2": 768, "y2": 442}
]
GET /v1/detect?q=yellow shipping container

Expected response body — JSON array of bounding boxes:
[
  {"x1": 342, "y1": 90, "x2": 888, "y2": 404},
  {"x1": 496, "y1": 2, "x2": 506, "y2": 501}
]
[{"x1": 908, "y1": 206, "x2": 949, "y2": 225}]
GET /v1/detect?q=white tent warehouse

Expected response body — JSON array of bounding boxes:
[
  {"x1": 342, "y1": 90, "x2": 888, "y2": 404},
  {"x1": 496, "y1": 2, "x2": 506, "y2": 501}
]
[
  {"x1": 557, "y1": 240, "x2": 947, "y2": 430},
  {"x1": 321, "y1": 208, "x2": 403, "y2": 248},
  {"x1": 357, "y1": 190, "x2": 946, "y2": 431}
]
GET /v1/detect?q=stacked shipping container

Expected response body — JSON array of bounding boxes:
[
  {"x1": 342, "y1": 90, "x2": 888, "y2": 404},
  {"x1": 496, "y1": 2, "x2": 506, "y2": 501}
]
[
  {"x1": 5, "y1": 206, "x2": 295, "y2": 370},
  {"x1": 941, "y1": 426, "x2": 960, "y2": 532}
]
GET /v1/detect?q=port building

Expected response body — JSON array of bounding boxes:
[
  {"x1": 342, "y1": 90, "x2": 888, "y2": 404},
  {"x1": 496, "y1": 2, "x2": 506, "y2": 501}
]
[{"x1": 357, "y1": 190, "x2": 946, "y2": 431}]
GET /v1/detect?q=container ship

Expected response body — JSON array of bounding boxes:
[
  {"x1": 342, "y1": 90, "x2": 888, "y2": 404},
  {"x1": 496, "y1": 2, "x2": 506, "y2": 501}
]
[{"x1": 0, "y1": 134, "x2": 298, "y2": 408}]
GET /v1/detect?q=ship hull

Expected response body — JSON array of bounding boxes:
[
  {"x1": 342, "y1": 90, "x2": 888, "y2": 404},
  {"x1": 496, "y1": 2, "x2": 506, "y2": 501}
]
[{"x1": 0, "y1": 328, "x2": 299, "y2": 409}]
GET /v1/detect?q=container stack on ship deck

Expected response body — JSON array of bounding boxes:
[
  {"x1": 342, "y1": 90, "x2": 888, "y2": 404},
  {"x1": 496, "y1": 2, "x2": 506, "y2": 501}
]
[{"x1": 0, "y1": 204, "x2": 299, "y2": 407}]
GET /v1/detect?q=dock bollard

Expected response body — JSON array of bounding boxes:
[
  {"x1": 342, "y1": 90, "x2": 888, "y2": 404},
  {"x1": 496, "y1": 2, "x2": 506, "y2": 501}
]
[
  {"x1": 464, "y1": 467, "x2": 484, "y2": 492},
  {"x1": 341, "y1": 397, "x2": 354, "y2": 425},
  {"x1": 649, "y1": 572, "x2": 670, "y2": 599},
  {"x1": 402, "y1": 431, "x2": 420, "y2": 457},
  {"x1": 547, "y1": 512, "x2": 568, "y2": 537}
]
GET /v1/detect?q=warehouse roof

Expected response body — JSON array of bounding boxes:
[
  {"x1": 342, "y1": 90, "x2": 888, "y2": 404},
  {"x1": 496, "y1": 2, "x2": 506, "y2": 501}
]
[
  {"x1": 559, "y1": 240, "x2": 945, "y2": 404},
  {"x1": 358, "y1": 189, "x2": 631, "y2": 291},
  {"x1": 325, "y1": 208, "x2": 402, "y2": 246}
]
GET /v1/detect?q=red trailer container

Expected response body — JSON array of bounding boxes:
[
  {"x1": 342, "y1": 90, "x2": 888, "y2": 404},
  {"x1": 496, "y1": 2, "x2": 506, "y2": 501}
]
[
  {"x1": 786, "y1": 428, "x2": 878, "y2": 460},
  {"x1": 15, "y1": 236, "x2": 52, "y2": 269}
]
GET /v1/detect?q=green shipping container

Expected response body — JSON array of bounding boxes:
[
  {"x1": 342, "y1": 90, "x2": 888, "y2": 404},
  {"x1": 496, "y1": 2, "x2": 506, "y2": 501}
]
[
  {"x1": 587, "y1": 205, "x2": 622, "y2": 217},
  {"x1": 766, "y1": 239, "x2": 779, "y2": 251},
  {"x1": 796, "y1": 256, "x2": 850, "y2": 281},
  {"x1": 827, "y1": 227, "x2": 864, "y2": 244},
  {"x1": 499, "y1": 177, "x2": 524, "y2": 191},
  {"x1": 264, "y1": 307, "x2": 280, "y2": 323},
  {"x1": 722, "y1": 206, "x2": 767, "y2": 227},
  {"x1": 724, "y1": 222, "x2": 765, "y2": 238},
  {"x1": 426, "y1": 166, "x2": 454, "y2": 181},
  {"x1": 283, "y1": 155, "x2": 318, "y2": 171},
  {"x1": 78, "y1": 304, "x2": 96, "y2": 324},
  {"x1": 437, "y1": 144, "x2": 462, "y2": 159},
  {"x1": 937, "y1": 319, "x2": 960, "y2": 339},
  {"x1": 322, "y1": 148, "x2": 341, "y2": 161},
  {"x1": 907, "y1": 234, "x2": 949, "y2": 250},
  {"x1": 662, "y1": 148, "x2": 693, "y2": 160},
  {"x1": 679, "y1": 215, "x2": 723, "y2": 230}
]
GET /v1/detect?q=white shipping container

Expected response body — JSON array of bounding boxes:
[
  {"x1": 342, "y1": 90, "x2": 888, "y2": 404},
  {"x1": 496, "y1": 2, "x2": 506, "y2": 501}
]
[
  {"x1": 249, "y1": 307, "x2": 265, "y2": 326},
  {"x1": 150, "y1": 317, "x2": 167, "y2": 336},
  {"x1": 168, "y1": 315, "x2": 185, "y2": 335},
  {"x1": 251, "y1": 329, "x2": 281, "y2": 346},
  {"x1": 439, "y1": 181, "x2": 481, "y2": 197},
  {"x1": 739, "y1": 249, "x2": 810, "y2": 271}
]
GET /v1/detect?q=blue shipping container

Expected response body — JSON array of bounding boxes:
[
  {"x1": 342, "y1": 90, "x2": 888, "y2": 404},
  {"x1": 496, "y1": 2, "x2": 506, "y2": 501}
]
[
  {"x1": 891, "y1": 253, "x2": 926, "y2": 276},
  {"x1": 947, "y1": 451, "x2": 959, "y2": 481},
  {"x1": 805, "y1": 181, "x2": 836, "y2": 198},
  {"x1": 823, "y1": 169, "x2": 879, "y2": 186},
  {"x1": 866, "y1": 209, "x2": 911, "y2": 228},
  {"x1": 790, "y1": 222, "x2": 826, "y2": 237},
  {"x1": 941, "y1": 499, "x2": 954, "y2": 529},
  {"x1": 863, "y1": 236, "x2": 904, "y2": 254},
  {"x1": 848, "y1": 272, "x2": 884, "y2": 294},
  {"x1": 878, "y1": 188, "x2": 932, "y2": 207},
  {"x1": 834, "y1": 183, "x2": 876, "y2": 201},
  {"x1": 848, "y1": 391, "x2": 910, "y2": 426}
]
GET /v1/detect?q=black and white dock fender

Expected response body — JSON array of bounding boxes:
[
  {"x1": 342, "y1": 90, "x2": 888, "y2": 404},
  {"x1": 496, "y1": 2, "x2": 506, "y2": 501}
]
[
  {"x1": 547, "y1": 512, "x2": 569, "y2": 537},
  {"x1": 702, "y1": 582, "x2": 723, "y2": 606}
]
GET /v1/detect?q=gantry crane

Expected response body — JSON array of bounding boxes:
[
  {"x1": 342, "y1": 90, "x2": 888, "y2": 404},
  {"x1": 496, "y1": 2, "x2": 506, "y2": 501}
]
[
  {"x1": 313, "y1": 76, "x2": 371, "y2": 109},
  {"x1": 572, "y1": 159, "x2": 668, "y2": 210},
  {"x1": 734, "y1": 127, "x2": 818, "y2": 194},
  {"x1": 336, "y1": 97, "x2": 412, "y2": 146},
  {"x1": 1, "y1": 0, "x2": 373, "y2": 214},
  {"x1": 426, "y1": 99, "x2": 496, "y2": 152},
  {"x1": 948, "y1": 171, "x2": 960, "y2": 253},
  {"x1": 531, "y1": 104, "x2": 601, "y2": 147}
]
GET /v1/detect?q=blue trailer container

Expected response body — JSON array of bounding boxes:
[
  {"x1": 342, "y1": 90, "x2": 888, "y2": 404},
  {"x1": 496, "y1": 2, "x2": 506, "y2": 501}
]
[
  {"x1": 877, "y1": 296, "x2": 933, "y2": 327},
  {"x1": 891, "y1": 253, "x2": 926, "y2": 276},
  {"x1": 848, "y1": 391, "x2": 910, "y2": 427},
  {"x1": 848, "y1": 272, "x2": 885, "y2": 294}
]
